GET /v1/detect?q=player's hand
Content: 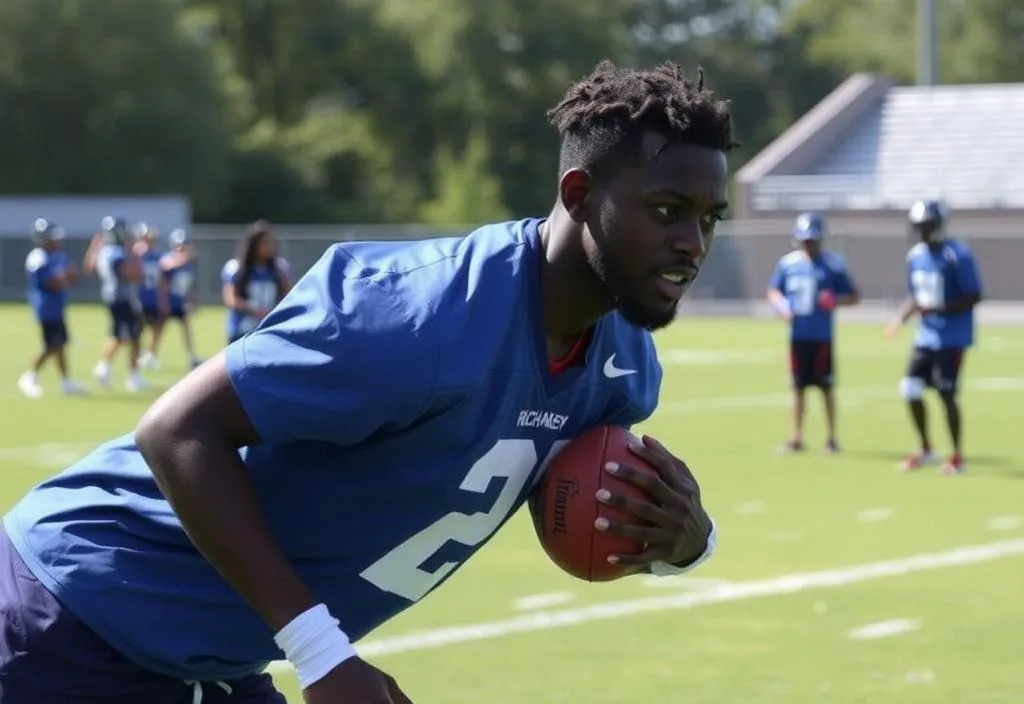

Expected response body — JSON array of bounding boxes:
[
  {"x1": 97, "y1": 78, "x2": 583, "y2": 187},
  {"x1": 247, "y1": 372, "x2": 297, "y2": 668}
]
[
  {"x1": 596, "y1": 434, "x2": 712, "y2": 569},
  {"x1": 818, "y1": 290, "x2": 837, "y2": 311},
  {"x1": 884, "y1": 320, "x2": 901, "y2": 341},
  {"x1": 303, "y1": 657, "x2": 413, "y2": 704}
]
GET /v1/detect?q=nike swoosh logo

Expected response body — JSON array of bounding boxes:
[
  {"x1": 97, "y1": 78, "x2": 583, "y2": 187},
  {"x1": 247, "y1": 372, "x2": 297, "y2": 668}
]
[{"x1": 603, "y1": 354, "x2": 637, "y2": 379}]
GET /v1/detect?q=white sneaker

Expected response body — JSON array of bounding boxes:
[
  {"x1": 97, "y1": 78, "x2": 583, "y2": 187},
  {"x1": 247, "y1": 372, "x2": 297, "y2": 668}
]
[
  {"x1": 61, "y1": 379, "x2": 89, "y2": 396},
  {"x1": 93, "y1": 362, "x2": 111, "y2": 390},
  {"x1": 125, "y1": 373, "x2": 149, "y2": 393},
  {"x1": 138, "y1": 352, "x2": 161, "y2": 371},
  {"x1": 17, "y1": 372, "x2": 43, "y2": 399}
]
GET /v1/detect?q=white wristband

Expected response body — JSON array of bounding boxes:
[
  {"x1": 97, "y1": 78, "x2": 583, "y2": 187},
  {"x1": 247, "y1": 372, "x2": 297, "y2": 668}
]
[
  {"x1": 649, "y1": 518, "x2": 718, "y2": 577},
  {"x1": 273, "y1": 604, "x2": 357, "y2": 688}
]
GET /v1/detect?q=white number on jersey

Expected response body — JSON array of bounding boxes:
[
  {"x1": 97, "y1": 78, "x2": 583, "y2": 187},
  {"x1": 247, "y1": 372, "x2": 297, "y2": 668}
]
[
  {"x1": 142, "y1": 261, "x2": 162, "y2": 290},
  {"x1": 248, "y1": 280, "x2": 277, "y2": 310},
  {"x1": 359, "y1": 438, "x2": 570, "y2": 602},
  {"x1": 170, "y1": 270, "x2": 193, "y2": 297},
  {"x1": 786, "y1": 274, "x2": 817, "y2": 316},
  {"x1": 911, "y1": 270, "x2": 944, "y2": 309}
]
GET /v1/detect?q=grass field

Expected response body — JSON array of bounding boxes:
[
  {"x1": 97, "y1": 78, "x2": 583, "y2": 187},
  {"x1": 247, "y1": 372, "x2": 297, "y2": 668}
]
[{"x1": 2, "y1": 302, "x2": 1023, "y2": 703}]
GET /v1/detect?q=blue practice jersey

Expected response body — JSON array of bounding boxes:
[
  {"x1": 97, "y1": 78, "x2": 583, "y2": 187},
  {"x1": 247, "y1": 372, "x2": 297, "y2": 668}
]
[
  {"x1": 163, "y1": 256, "x2": 195, "y2": 309},
  {"x1": 906, "y1": 240, "x2": 981, "y2": 349},
  {"x1": 138, "y1": 249, "x2": 165, "y2": 309},
  {"x1": 25, "y1": 248, "x2": 68, "y2": 322},
  {"x1": 96, "y1": 243, "x2": 137, "y2": 305},
  {"x1": 5, "y1": 218, "x2": 661, "y2": 682},
  {"x1": 768, "y1": 250, "x2": 856, "y2": 341},
  {"x1": 222, "y1": 257, "x2": 290, "y2": 338}
]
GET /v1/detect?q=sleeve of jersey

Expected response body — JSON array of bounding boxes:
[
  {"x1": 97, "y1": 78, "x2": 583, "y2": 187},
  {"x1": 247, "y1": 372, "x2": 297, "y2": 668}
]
[
  {"x1": 224, "y1": 253, "x2": 441, "y2": 446},
  {"x1": 834, "y1": 259, "x2": 857, "y2": 295},
  {"x1": 221, "y1": 260, "x2": 238, "y2": 285},
  {"x1": 767, "y1": 262, "x2": 785, "y2": 292},
  {"x1": 955, "y1": 249, "x2": 983, "y2": 294}
]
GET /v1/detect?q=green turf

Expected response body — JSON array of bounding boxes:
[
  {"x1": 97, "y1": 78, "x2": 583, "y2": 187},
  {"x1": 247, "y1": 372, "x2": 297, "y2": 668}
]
[{"x1": 2, "y1": 303, "x2": 1022, "y2": 703}]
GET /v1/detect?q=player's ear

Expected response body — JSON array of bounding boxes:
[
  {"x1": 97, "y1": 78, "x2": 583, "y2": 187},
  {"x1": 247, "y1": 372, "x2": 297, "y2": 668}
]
[{"x1": 558, "y1": 169, "x2": 593, "y2": 225}]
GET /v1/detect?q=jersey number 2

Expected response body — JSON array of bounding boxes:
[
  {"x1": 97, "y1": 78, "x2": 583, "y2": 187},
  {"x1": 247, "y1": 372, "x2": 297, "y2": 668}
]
[{"x1": 359, "y1": 438, "x2": 570, "y2": 602}]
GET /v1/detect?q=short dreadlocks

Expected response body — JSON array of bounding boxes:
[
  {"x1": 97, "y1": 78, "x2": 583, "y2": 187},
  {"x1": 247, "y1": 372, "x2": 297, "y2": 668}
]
[{"x1": 547, "y1": 60, "x2": 738, "y2": 181}]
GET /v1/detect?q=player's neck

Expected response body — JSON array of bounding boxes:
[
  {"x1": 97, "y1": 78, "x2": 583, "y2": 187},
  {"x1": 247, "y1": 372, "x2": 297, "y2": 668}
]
[{"x1": 537, "y1": 212, "x2": 611, "y2": 351}]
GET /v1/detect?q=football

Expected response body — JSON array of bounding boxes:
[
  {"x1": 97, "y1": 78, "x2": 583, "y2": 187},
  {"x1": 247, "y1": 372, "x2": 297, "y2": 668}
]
[{"x1": 529, "y1": 425, "x2": 658, "y2": 582}]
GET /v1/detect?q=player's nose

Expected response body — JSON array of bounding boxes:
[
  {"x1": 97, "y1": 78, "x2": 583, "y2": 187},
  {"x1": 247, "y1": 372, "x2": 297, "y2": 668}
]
[{"x1": 669, "y1": 221, "x2": 706, "y2": 260}]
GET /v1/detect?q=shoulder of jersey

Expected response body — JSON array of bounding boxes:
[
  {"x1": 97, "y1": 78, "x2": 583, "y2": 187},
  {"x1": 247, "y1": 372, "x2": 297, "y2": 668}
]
[
  {"x1": 906, "y1": 242, "x2": 928, "y2": 261},
  {"x1": 598, "y1": 314, "x2": 662, "y2": 411},
  {"x1": 821, "y1": 250, "x2": 848, "y2": 270},
  {"x1": 221, "y1": 258, "x2": 239, "y2": 276},
  {"x1": 25, "y1": 248, "x2": 48, "y2": 272},
  {"x1": 779, "y1": 250, "x2": 804, "y2": 267}
]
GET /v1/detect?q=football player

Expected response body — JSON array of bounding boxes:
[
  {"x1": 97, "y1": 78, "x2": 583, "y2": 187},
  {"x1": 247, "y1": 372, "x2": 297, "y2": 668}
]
[
  {"x1": 133, "y1": 223, "x2": 170, "y2": 370},
  {"x1": 0, "y1": 61, "x2": 730, "y2": 703},
  {"x1": 156, "y1": 228, "x2": 203, "y2": 369},
  {"x1": 83, "y1": 216, "x2": 147, "y2": 392},
  {"x1": 767, "y1": 213, "x2": 860, "y2": 454},
  {"x1": 885, "y1": 199, "x2": 982, "y2": 474},
  {"x1": 17, "y1": 219, "x2": 87, "y2": 398},
  {"x1": 221, "y1": 220, "x2": 292, "y2": 344}
]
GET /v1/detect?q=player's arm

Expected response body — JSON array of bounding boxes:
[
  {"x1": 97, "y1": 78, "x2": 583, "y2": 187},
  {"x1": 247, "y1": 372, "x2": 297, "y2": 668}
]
[
  {"x1": 82, "y1": 234, "x2": 104, "y2": 274},
  {"x1": 939, "y1": 249, "x2": 983, "y2": 314},
  {"x1": 765, "y1": 265, "x2": 791, "y2": 319},
  {"x1": 833, "y1": 263, "x2": 860, "y2": 306},
  {"x1": 136, "y1": 249, "x2": 434, "y2": 696}
]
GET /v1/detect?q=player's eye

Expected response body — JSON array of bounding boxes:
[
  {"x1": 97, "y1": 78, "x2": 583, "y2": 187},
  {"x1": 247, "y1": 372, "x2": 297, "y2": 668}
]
[
  {"x1": 702, "y1": 212, "x2": 724, "y2": 230},
  {"x1": 652, "y1": 204, "x2": 681, "y2": 222}
]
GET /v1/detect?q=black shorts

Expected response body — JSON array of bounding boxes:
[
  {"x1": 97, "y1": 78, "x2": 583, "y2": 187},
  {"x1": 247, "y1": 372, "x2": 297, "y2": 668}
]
[
  {"x1": 167, "y1": 301, "x2": 188, "y2": 320},
  {"x1": 790, "y1": 340, "x2": 834, "y2": 389},
  {"x1": 907, "y1": 347, "x2": 966, "y2": 394},
  {"x1": 39, "y1": 319, "x2": 68, "y2": 349},
  {"x1": 108, "y1": 302, "x2": 141, "y2": 342},
  {"x1": 140, "y1": 305, "x2": 165, "y2": 326}
]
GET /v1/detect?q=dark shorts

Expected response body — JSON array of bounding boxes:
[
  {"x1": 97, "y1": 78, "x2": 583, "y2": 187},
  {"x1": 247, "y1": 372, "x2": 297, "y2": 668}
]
[
  {"x1": 907, "y1": 346, "x2": 966, "y2": 394},
  {"x1": 108, "y1": 301, "x2": 142, "y2": 341},
  {"x1": 790, "y1": 340, "x2": 834, "y2": 389},
  {"x1": 168, "y1": 301, "x2": 189, "y2": 320},
  {"x1": 38, "y1": 319, "x2": 68, "y2": 349},
  {"x1": 0, "y1": 527, "x2": 285, "y2": 703},
  {"x1": 141, "y1": 305, "x2": 165, "y2": 327}
]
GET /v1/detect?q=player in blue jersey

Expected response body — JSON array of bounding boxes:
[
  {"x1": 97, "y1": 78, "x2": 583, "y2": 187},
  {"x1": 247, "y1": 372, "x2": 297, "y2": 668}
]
[
  {"x1": 767, "y1": 213, "x2": 860, "y2": 454},
  {"x1": 222, "y1": 220, "x2": 292, "y2": 344},
  {"x1": 152, "y1": 228, "x2": 204, "y2": 369},
  {"x1": 885, "y1": 200, "x2": 982, "y2": 474},
  {"x1": 0, "y1": 61, "x2": 733, "y2": 703},
  {"x1": 17, "y1": 219, "x2": 88, "y2": 398},
  {"x1": 134, "y1": 223, "x2": 171, "y2": 371},
  {"x1": 83, "y1": 216, "x2": 148, "y2": 392}
]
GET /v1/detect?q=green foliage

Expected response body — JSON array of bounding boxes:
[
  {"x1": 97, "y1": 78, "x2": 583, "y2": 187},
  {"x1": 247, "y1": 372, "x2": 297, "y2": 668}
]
[{"x1": 3, "y1": 0, "x2": 1022, "y2": 223}]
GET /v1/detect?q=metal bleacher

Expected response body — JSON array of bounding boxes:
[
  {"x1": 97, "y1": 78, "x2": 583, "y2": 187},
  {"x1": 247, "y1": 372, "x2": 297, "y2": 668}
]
[{"x1": 750, "y1": 82, "x2": 1024, "y2": 211}]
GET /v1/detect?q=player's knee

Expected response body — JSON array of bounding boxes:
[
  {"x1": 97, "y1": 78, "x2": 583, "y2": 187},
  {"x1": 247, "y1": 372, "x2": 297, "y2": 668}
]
[{"x1": 899, "y1": 376, "x2": 925, "y2": 401}]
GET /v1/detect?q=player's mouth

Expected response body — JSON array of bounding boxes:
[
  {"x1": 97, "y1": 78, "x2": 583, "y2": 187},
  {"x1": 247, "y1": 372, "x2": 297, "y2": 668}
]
[{"x1": 654, "y1": 266, "x2": 698, "y2": 300}]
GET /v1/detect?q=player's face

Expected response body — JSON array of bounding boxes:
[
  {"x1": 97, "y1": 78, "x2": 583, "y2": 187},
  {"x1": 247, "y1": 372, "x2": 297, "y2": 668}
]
[
  {"x1": 584, "y1": 134, "x2": 728, "y2": 331},
  {"x1": 802, "y1": 240, "x2": 822, "y2": 258},
  {"x1": 257, "y1": 234, "x2": 276, "y2": 261},
  {"x1": 913, "y1": 221, "x2": 938, "y2": 243}
]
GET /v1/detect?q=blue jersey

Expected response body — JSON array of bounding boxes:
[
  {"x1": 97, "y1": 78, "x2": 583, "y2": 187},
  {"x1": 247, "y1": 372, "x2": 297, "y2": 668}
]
[
  {"x1": 907, "y1": 240, "x2": 981, "y2": 349},
  {"x1": 96, "y1": 244, "x2": 137, "y2": 304},
  {"x1": 163, "y1": 256, "x2": 195, "y2": 309},
  {"x1": 768, "y1": 250, "x2": 856, "y2": 341},
  {"x1": 138, "y1": 250, "x2": 165, "y2": 309},
  {"x1": 4, "y1": 218, "x2": 661, "y2": 682},
  {"x1": 221, "y1": 257, "x2": 290, "y2": 338},
  {"x1": 25, "y1": 248, "x2": 68, "y2": 322}
]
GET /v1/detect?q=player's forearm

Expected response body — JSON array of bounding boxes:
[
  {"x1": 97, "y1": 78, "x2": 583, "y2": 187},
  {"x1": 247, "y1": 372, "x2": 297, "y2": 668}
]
[
  {"x1": 766, "y1": 289, "x2": 790, "y2": 315},
  {"x1": 837, "y1": 291, "x2": 860, "y2": 306},
  {"x1": 137, "y1": 400, "x2": 317, "y2": 631},
  {"x1": 896, "y1": 296, "x2": 918, "y2": 323},
  {"x1": 940, "y1": 292, "x2": 982, "y2": 314}
]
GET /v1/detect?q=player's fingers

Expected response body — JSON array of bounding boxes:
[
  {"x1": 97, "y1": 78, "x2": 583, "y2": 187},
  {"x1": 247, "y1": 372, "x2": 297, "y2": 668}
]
[
  {"x1": 631, "y1": 437, "x2": 699, "y2": 488},
  {"x1": 605, "y1": 462, "x2": 678, "y2": 504},
  {"x1": 595, "y1": 516, "x2": 672, "y2": 545},
  {"x1": 608, "y1": 546, "x2": 672, "y2": 567},
  {"x1": 596, "y1": 491, "x2": 677, "y2": 526},
  {"x1": 386, "y1": 677, "x2": 415, "y2": 704}
]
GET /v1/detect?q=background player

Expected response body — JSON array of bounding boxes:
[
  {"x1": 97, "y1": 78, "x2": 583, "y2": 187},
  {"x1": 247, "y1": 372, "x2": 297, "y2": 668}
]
[
  {"x1": 17, "y1": 219, "x2": 87, "y2": 398},
  {"x1": 885, "y1": 199, "x2": 982, "y2": 474},
  {"x1": 133, "y1": 223, "x2": 170, "y2": 371},
  {"x1": 0, "y1": 61, "x2": 728, "y2": 703},
  {"x1": 221, "y1": 220, "x2": 291, "y2": 344},
  {"x1": 155, "y1": 228, "x2": 203, "y2": 369},
  {"x1": 767, "y1": 213, "x2": 860, "y2": 454},
  {"x1": 83, "y1": 216, "x2": 147, "y2": 392}
]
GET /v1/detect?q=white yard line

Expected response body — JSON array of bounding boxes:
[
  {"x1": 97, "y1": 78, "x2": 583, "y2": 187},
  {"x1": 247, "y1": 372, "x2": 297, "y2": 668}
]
[
  {"x1": 267, "y1": 537, "x2": 1024, "y2": 673},
  {"x1": 847, "y1": 618, "x2": 920, "y2": 640}
]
